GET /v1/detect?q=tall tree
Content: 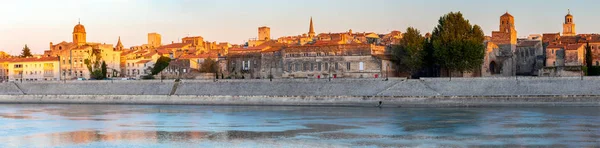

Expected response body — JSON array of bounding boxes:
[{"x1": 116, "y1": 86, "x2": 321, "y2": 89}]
[
  {"x1": 101, "y1": 61, "x2": 108, "y2": 78},
  {"x1": 585, "y1": 42, "x2": 593, "y2": 68},
  {"x1": 0, "y1": 51, "x2": 11, "y2": 58},
  {"x1": 151, "y1": 56, "x2": 171, "y2": 75},
  {"x1": 431, "y1": 12, "x2": 485, "y2": 76},
  {"x1": 391, "y1": 27, "x2": 425, "y2": 78},
  {"x1": 20, "y1": 44, "x2": 33, "y2": 58}
]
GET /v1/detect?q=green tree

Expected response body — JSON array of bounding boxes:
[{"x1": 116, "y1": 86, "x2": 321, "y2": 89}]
[
  {"x1": 431, "y1": 12, "x2": 485, "y2": 77},
  {"x1": 199, "y1": 58, "x2": 218, "y2": 73},
  {"x1": 151, "y1": 56, "x2": 171, "y2": 75},
  {"x1": 391, "y1": 27, "x2": 425, "y2": 78},
  {"x1": 585, "y1": 42, "x2": 593, "y2": 68},
  {"x1": 21, "y1": 44, "x2": 33, "y2": 58},
  {"x1": 101, "y1": 61, "x2": 107, "y2": 78}
]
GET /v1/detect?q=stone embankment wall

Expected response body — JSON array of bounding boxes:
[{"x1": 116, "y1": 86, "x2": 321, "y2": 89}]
[{"x1": 1, "y1": 77, "x2": 600, "y2": 107}]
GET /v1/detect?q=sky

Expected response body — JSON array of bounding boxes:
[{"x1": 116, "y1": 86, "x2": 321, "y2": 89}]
[{"x1": 0, "y1": 0, "x2": 598, "y2": 55}]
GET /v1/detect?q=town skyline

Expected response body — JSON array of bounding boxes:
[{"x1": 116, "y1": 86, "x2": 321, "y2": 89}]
[{"x1": 1, "y1": 0, "x2": 599, "y2": 54}]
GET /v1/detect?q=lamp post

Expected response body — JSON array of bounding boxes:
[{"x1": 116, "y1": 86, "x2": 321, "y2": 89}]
[
  {"x1": 386, "y1": 64, "x2": 389, "y2": 81},
  {"x1": 270, "y1": 51, "x2": 274, "y2": 82}
]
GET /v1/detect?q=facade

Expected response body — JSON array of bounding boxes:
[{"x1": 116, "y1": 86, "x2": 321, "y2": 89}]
[
  {"x1": 515, "y1": 39, "x2": 544, "y2": 75},
  {"x1": 0, "y1": 60, "x2": 9, "y2": 82},
  {"x1": 282, "y1": 44, "x2": 384, "y2": 79},
  {"x1": 482, "y1": 12, "x2": 517, "y2": 77},
  {"x1": 563, "y1": 10, "x2": 576, "y2": 36},
  {"x1": 7, "y1": 57, "x2": 60, "y2": 81},
  {"x1": 44, "y1": 23, "x2": 122, "y2": 80}
]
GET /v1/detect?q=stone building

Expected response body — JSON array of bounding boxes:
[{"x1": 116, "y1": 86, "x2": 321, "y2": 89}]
[
  {"x1": 563, "y1": 10, "x2": 576, "y2": 36},
  {"x1": 44, "y1": 22, "x2": 122, "y2": 80},
  {"x1": 515, "y1": 39, "x2": 544, "y2": 75},
  {"x1": 227, "y1": 46, "x2": 264, "y2": 79},
  {"x1": 0, "y1": 59, "x2": 10, "y2": 82},
  {"x1": 282, "y1": 44, "x2": 384, "y2": 79},
  {"x1": 482, "y1": 12, "x2": 517, "y2": 77}
]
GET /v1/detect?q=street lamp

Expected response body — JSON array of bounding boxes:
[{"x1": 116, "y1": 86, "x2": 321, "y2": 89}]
[{"x1": 270, "y1": 51, "x2": 274, "y2": 82}]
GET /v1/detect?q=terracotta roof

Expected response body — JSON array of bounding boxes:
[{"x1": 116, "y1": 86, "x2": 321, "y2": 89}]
[
  {"x1": 501, "y1": 12, "x2": 513, "y2": 18},
  {"x1": 180, "y1": 54, "x2": 218, "y2": 59},
  {"x1": 547, "y1": 44, "x2": 565, "y2": 49},
  {"x1": 565, "y1": 43, "x2": 584, "y2": 50},
  {"x1": 158, "y1": 43, "x2": 190, "y2": 49},
  {"x1": 136, "y1": 60, "x2": 152, "y2": 64},
  {"x1": 6, "y1": 57, "x2": 59, "y2": 63},
  {"x1": 142, "y1": 52, "x2": 157, "y2": 58}
]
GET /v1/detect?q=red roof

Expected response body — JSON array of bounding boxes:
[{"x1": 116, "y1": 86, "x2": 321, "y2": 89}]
[
  {"x1": 158, "y1": 43, "x2": 190, "y2": 49},
  {"x1": 180, "y1": 54, "x2": 218, "y2": 59},
  {"x1": 4, "y1": 57, "x2": 59, "y2": 63},
  {"x1": 565, "y1": 43, "x2": 584, "y2": 50}
]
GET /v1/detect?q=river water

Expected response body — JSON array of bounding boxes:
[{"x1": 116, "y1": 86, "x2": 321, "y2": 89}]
[{"x1": 0, "y1": 104, "x2": 598, "y2": 147}]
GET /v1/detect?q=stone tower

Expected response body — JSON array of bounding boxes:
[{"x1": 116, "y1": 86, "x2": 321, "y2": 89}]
[
  {"x1": 148, "y1": 33, "x2": 162, "y2": 47},
  {"x1": 258, "y1": 26, "x2": 270, "y2": 41},
  {"x1": 308, "y1": 17, "x2": 315, "y2": 38},
  {"x1": 491, "y1": 12, "x2": 517, "y2": 45},
  {"x1": 563, "y1": 10, "x2": 576, "y2": 36},
  {"x1": 73, "y1": 21, "x2": 86, "y2": 46},
  {"x1": 115, "y1": 36, "x2": 124, "y2": 51}
]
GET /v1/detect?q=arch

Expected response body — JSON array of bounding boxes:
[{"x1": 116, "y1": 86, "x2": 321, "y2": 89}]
[{"x1": 489, "y1": 61, "x2": 500, "y2": 74}]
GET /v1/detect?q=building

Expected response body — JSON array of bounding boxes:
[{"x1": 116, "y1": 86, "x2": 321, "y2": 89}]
[
  {"x1": 482, "y1": 12, "x2": 517, "y2": 77},
  {"x1": 0, "y1": 59, "x2": 9, "y2": 82},
  {"x1": 282, "y1": 44, "x2": 384, "y2": 79},
  {"x1": 7, "y1": 57, "x2": 60, "y2": 81},
  {"x1": 515, "y1": 39, "x2": 544, "y2": 75},
  {"x1": 563, "y1": 10, "x2": 576, "y2": 36},
  {"x1": 44, "y1": 22, "x2": 122, "y2": 79}
]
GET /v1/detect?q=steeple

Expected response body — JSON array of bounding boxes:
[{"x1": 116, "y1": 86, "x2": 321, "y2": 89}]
[
  {"x1": 308, "y1": 17, "x2": 315, "y2": 38},
  {"x1": 563, "y1": 9, "x2": 576, "y2": 36},
  {"x1": 116, "y1": 36, "x2": 124, "y2": 50}
]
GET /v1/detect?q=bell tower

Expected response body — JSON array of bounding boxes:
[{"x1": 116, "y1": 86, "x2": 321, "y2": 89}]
[
  {"x1": 72, "y1": 20, "x2": 87, "y2": 46},
  {"x1": 563, "y1": 9, "x2": 576, "y2": 36}
]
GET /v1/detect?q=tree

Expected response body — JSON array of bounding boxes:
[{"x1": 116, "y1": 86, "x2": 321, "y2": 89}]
[
  {"x1": 199, "y1": 58, "x2": 218, "y2": 73},
  {"x1": 391, "y1": 27, "x2": 425, "y2": 78},
  {"x1": 431, "y1": 12, "x2": 485, "y2": 77},
  {"x1": 585, "y1": 42, "x2": 593, "y2": 68},
  {"x1": 20, "y1": 44, "x2": 33, "y2": 58},
  {"x1": 0, "y1": 51, "x2": 11, "y2": 59},
  {"x1": 151, "y1": 56, "x2": 171, "y2": 75},
  {"x1": 101, "y1": 61, "x2": 107, "y2": 78}
]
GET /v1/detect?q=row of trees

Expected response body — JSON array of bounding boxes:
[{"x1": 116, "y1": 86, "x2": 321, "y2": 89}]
[{"x1": 392, "y1": 12, "x2": 485, "y2": 78}]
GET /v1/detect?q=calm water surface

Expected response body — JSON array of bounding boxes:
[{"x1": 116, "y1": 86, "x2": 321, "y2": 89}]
[{"x1": 0, "y1": 104, "x2": 598, "y2": 147}]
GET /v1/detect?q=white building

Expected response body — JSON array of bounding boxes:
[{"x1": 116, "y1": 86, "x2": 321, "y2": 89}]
[{"x1": 7, "y1": 57, "x2": 60, "y2": 81}]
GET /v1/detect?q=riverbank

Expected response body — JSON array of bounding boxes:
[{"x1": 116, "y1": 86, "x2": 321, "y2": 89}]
[{"x1": 1, "y1": 77, "x2": 600, "y2": 107}]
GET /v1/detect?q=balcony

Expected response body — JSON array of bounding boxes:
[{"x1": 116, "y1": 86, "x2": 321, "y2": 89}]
[{"x1": 13, "y1": 75, "x2": 22, "y2": 78}]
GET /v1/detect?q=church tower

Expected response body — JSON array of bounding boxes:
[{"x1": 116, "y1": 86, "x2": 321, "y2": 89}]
[
  {"x1": 73, "y1": 21, "x2": 87, "y2": 46},
  {"x1": 563, "y1": 10, "x2": 576, "y2": 36},
  {"x1": 115, "y1": 36, "x2": 124, "y2": 51},
  {"x1": 496, "y1": 12, "x2": 517, "y2": 45},
  {"x1": 308, "y1": 17, "x2": 315, "y2": 38}
]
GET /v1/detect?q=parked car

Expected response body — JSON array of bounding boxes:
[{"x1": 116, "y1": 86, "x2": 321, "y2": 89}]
[{"x1": 77, "y1": 78, "x2": 86, "y2": 81}]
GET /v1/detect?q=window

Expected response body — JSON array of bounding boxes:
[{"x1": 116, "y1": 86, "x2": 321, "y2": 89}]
[
  {"x1": 359, "y1": 62, "x2": 364, "y2": 71},
  {"x1": 310, "y1": 63, "x2": 314, "y2": 71},
  {"x1": 346, "y1": 62, "x2": 351, "y2": 71},
  {"x1": 597, "y1": 61, "x2": 599, "y2": 66},
  {"x1": 317, "y1": 62, "x2": 322, "y2": 71},
  {"x1": 552, "y1": 50, "x2": 555, "y2": 54},
  {"x1": 335, "y1": 62, "x2": 339, "y2": 70},
  {"x1": 287, "y1": 63, "x2": 292, "y2": 72},
  {"x1": 295, "y1": 63, "x2": 300, "y2": 72},
  {"x1": 324, "y1": 63, "x2": 329, "y2": 71}
]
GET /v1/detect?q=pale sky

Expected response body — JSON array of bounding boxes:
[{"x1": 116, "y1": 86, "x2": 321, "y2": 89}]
[{"x1": 0, "y1": 0, "x2": 598, "y2": 55}]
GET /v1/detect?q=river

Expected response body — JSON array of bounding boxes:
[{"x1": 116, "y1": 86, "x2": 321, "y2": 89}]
[{"x1": 0, "y1": 104, "x2": 598, "y2": 147}]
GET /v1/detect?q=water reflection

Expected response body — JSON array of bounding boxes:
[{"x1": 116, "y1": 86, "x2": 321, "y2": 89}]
[{"x1": 0, "y1": 104, "x2": 598, "y2": 147}]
